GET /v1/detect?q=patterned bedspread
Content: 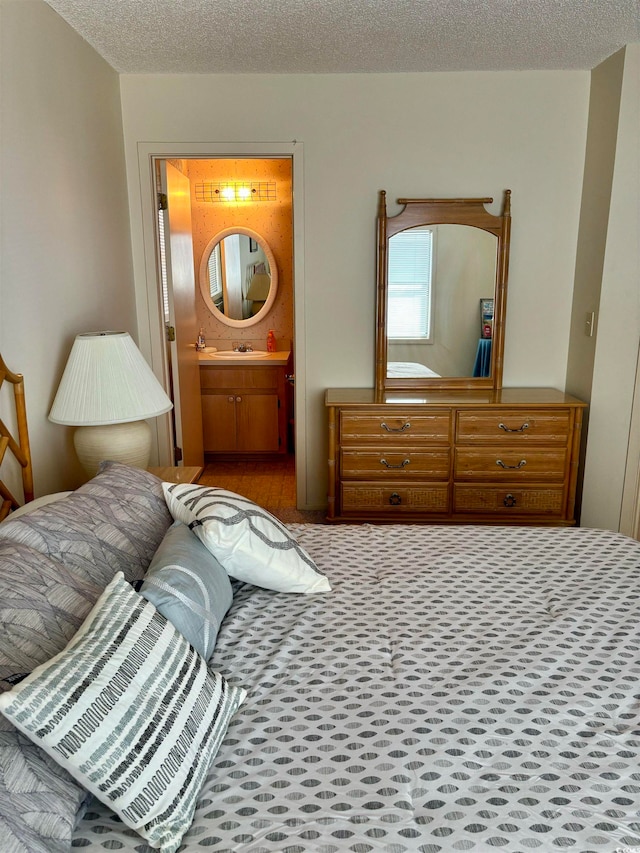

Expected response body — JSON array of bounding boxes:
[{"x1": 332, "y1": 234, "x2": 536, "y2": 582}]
[{"x1": 73, "y1": 524, "x2": 640, "y2": 852}]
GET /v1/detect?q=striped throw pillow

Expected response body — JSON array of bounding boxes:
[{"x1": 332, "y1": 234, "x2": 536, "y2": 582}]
[
  {"x1": 0, "y1": 573, "x2": 246, "y2": 853},
  {"x1": 163, "y1": 483, "x2": 331, "y2": 594}
]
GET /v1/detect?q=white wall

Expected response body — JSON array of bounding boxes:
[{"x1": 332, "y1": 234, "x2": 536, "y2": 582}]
[
  {"x1": 120, "y1": 71, "x2": 589, "y2": 508},
  {"x1": 580, "y1": 45, "x2": 640, "y2": 529},
  {"x1": 565, "y1": 51, "x2": 625, "y2": 403},
  {"x1": 0, "y1": 1, "x2": 136, "y2": 495},
  {"x1": 1, "y1": 5, "x2": 635, "y2": 523}
]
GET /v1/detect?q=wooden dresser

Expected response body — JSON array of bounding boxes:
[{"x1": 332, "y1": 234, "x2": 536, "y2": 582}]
[{"x1": 326, "y1": 387, "x2": 587, "y2": 525}]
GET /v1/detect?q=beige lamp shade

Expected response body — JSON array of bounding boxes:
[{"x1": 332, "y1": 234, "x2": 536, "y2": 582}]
[
  {"x1": 49, "y1": 331, "x2": 173, "y2": 475},
  {"x1": 246, "y1": 273, "x2": 271, "y2": 316},
  {"x1": 246, "y1": 273, "x2": 271, "y2": 302}
]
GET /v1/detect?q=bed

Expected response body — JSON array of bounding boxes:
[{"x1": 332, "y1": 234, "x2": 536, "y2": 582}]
[
  {"x1": 72, "y1": 521, "x2": 640, "y2": 853},
  {"x1": 387, "y1": 361, "x2": 440, "y2": 378},
  {"x1": 1, "y1": 354, "x2": 639, "y2": 853}
]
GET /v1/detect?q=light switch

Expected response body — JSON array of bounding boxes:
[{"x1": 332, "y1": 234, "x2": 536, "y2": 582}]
[{"x1": 585, "y1": 311, "x2": 595, "y2": 337}]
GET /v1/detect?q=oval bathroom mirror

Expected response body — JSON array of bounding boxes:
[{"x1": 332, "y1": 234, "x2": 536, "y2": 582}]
[{"x1": 199, "y1": 227, "x2": 278, "y2": 328}]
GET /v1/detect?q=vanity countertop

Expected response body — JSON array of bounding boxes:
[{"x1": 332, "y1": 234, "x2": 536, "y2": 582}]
[{"x1": 198, "y1": 350, "x2": 291, "y2": 367}]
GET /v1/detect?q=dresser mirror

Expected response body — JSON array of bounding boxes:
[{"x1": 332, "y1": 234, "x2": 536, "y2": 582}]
[
  {"x1": 198, "y1": 226, "x2": 278, "y2": 328},
  {"x1": 375, "y1": 190, "x2": 511, "y2": 392}
]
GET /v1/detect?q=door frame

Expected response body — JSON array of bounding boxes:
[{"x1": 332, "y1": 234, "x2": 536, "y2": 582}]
[
  {"x1": 135, "y1": 141, "x2": 306, "y2": 503},
  {"x1": 160, "y1": 160, "x2": 204, "y2": 467}
]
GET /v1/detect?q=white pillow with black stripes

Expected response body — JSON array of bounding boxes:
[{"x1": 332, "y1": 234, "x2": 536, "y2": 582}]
[{"x1": 0, "y1": 572, "x2": 246, "y2": 853}]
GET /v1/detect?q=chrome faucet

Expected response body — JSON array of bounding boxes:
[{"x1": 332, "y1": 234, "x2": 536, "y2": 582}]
[{"x1": 234, "y1": 343, "x2": 253, "y2": 352}]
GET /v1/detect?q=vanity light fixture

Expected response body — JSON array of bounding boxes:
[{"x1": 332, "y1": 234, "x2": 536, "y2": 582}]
[
  {"x1": 195, "y1": 181, "x2": 276, "y2": 203},
  {"x1": 48, "y1": 331, "x2": 173, "y2": 476}
]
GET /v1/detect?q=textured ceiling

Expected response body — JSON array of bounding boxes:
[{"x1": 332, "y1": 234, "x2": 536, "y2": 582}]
[{"x1": 44, "y1": 0, "x2": 639, "y2": 74}]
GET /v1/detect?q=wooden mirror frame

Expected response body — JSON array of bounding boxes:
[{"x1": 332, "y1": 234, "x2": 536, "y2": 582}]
[{"x1": 375, "y1": 189, "x2": 511, "y2": 393}]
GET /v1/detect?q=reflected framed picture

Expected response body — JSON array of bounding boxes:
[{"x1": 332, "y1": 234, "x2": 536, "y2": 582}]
[
  {"x1": 249, "y1": 238, "x2": 258, "y2": 253},
  {"x1": 480, "y1": 298, "x2": 494, "y2": 339}
]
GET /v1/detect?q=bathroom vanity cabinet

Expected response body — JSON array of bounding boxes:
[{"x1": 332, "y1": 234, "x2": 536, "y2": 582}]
[{"x1": 200, "y1": 357, "x2": 290, "y2": 455}]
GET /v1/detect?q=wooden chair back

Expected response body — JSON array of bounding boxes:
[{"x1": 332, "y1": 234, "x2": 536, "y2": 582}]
[{"x1": 0, "y1": 355, "x2": 34, "y2": 520}]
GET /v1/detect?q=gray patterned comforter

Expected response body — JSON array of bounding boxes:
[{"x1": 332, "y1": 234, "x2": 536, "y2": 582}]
[{"x1": 73, "y1": 524, "x2": 640, "y2": 852}]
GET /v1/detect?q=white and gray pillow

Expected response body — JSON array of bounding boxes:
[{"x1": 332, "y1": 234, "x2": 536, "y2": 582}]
[
  {"x1": 163, "y1": 483, "x2": 331, "y2": 594},
  {"x1": 0, "y1": 572, "x2": 246, "y2": 853},
  {"x1": 140, "y1": 520, "x2": 233, "y2": 659}
]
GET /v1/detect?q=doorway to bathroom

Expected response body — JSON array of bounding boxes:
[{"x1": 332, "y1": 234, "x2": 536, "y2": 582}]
[{"x1": 140, "y1": 143, "x2": 305, "y2": 508}]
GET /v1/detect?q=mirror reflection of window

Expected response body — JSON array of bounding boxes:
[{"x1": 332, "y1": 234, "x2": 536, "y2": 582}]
[
  {"x1": 208, "y1": 234, "x2": 253, "y2": 321},
  {"x1": 220, "y1": 234, "x2": 243, "y2": 319},
  {"x1": 387, "y1": 227, "x2": 433, "y2": 341},
  {"x1": 207, "y1": 245, "x2": 223, "y2": 310}
]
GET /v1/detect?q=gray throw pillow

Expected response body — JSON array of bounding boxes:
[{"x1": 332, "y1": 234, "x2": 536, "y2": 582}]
[
  {"x1": 0, "y1": 714, "x2": 89, "y2": 853},
  {"x1": 0, "y1": 540, "x2": 101, "y2": 688},
  {"x1": 0, "y1": 461, "x2": 172, "y2": 588},
  {"x1": 0, "y1": 542, "x2": 98, "y2": 852},
  {"x1": 0, "y1": 464, "x2": 172, "y2": 853},
  {"x1": 140, "y1": 520, "x2": 233, "y2": 659}
]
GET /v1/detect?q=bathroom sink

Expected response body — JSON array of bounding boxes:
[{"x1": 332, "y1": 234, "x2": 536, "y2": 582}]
[{"x1": 209, "y1": 350, "x2": 268, "y2": 359}]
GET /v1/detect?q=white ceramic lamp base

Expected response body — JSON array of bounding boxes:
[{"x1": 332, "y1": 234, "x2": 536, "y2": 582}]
[{"x1": 73, "y1": 421, "x2": 152, "y2": 477}]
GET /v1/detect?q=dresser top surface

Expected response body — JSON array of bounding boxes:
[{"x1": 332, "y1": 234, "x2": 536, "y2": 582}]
[{"x1": 325, "y1": 387, "x2": 587, "y2": 408}]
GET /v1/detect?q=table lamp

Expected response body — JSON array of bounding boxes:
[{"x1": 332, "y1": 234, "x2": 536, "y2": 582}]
[{"x1": 49, "y1": 331, "x2": 173, "y2": 476}]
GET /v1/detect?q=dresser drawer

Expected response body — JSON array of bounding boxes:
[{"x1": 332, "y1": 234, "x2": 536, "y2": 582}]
[
  {"x1": 454, "y1": 447, "x2": 567, "y2": 480},
  {"x1": 339, "y1": 411, "x2": 450, "y2": 444},
  {"x1": 340, "y1": 448, "x2": 450, "y2": 480},
  {"x1": 456, "y1": 409, "x2": 571, "y2": 443},
  {"x1": 454, "y1": 485, "x2": 565, "y2": 517},
  {"x1": 341, "y1": 482, "x2": 449, "y2": 513}
]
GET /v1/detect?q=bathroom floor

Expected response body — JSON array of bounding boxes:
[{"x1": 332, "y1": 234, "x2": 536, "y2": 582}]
[{"x1": 198, "y1": 454, "x2": 326, "y2": 522}]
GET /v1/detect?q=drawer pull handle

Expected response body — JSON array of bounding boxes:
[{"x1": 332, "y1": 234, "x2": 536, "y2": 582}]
[
  {"x1": 498, "y1": 421, "x2": 530, "y2": 433},
  {"x1": 381, "y1": 421, "x2": 411, "y2": 433},
  {"x1": 389, "y1": 492, "x2": 402, "y2": 506},
  {"x1": 496, "y1": 458, "x2": 527, "y2": 469},
  {"x1": 380, "y1": 458, "x2": 410, "y2": 469},
  {"x1": 503, "y1": 493, "x2": 517, "y2": 507}
]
